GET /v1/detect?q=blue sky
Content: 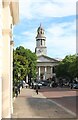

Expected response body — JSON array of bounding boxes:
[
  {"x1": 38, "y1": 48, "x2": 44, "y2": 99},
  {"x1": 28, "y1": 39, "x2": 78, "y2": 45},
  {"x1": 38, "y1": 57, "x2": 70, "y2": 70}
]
[{"x1": 13, "y1": 0, "x2": 77, "y2": 59}]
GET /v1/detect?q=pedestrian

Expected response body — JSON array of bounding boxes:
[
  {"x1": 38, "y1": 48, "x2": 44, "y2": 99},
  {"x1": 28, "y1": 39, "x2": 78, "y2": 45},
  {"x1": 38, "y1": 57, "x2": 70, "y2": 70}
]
[
  {"x1": 18, "y1": 84, "x2": 20, "y2": 94},
  {"x1": 36, "y1": 84, "x2": 38, "y2": 94},
  {"x1": 15, "y1": 86, "x2": 18, "y2": 97},
  {"x1": 71, "y1": 83, "x2": 73, "y2": 89}
]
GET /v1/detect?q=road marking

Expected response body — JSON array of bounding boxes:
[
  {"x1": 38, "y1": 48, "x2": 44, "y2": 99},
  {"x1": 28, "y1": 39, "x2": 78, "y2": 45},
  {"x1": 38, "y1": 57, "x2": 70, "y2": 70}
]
[
  {"x1": 47, "y1": 99, "x2": 76, "y2": 117},
  {"x1": 39, "y1": 92, "x2": 76, "y2": 117}
]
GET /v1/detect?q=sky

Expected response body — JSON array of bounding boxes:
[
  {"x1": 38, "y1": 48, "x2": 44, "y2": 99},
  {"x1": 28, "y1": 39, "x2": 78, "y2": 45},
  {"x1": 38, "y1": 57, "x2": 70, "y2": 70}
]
[{"x1": 13, "y1": 0, "x2": 77, "y2": 59}]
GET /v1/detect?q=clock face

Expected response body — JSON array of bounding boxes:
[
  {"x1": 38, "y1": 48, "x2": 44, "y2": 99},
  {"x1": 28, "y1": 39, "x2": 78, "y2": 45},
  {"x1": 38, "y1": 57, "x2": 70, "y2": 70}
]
[
  {"x1": 38, "y1": 49, "x2": 42, "y2": 53},
  {"x1": 36, "y1": 47, "x2": 46, "y2": 55},
  {"x1": 36, "y1": 48, "x2": 44, "y2": 55}
]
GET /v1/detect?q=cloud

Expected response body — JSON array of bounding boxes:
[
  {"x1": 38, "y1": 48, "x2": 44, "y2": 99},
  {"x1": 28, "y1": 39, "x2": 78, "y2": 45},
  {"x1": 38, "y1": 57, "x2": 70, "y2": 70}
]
[
  {"x1": 46, "y1": 20, "x2": 76, "y2": 58},
  {"x1": 17, "y1": 36, "x2": 36, "y2": 52},
  {"x1": 19, "y1": 0, "x2": 33, "y2": 19},
  {"x1": 18, "y1": 40, "x2": 35, "y2": 52},
  {"x1": 16, "y1": 29, "x2": 36, "y2": 52},
  {"x1": 46, "y1": 20, "x2": 76, "y2": 37},
  {"x1": 22, "y1": 31, "x2": 31, "y2": 36},
  {"x1": 19, "y1": 0, "x2": 77, "y2": 19}
]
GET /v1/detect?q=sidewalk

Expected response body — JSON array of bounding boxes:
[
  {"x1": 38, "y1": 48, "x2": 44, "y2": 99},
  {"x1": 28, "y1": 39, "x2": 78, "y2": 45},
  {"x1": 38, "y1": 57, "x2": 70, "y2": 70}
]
[{"x1": 12, "y1": 87, "x2": 76, "y2": 119}]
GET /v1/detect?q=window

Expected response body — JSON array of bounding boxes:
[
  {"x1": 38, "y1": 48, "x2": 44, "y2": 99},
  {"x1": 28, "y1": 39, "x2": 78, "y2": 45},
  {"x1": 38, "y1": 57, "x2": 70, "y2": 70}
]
[{"x1": 41, "y1": 39, "x2": 42, "y2": 45}]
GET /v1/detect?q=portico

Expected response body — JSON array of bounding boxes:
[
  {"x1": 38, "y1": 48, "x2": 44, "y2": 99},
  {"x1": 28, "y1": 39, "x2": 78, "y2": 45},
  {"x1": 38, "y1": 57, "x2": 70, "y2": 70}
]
[
  {"x1": 37, "y1": 66, "x2": 53, "y2": 80},
  {"x1": 36, "y1": 55, "x2": 58, "y2": 80}
]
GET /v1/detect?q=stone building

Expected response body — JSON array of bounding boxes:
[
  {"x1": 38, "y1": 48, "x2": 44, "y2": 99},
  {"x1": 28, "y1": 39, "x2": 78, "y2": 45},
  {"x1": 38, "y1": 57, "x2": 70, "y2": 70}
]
[
  {"x1": 35, "y1": 24, "x2": 59, "y2": 80},
  {"x1": 0, "y1": 0, "x2": 19, "y2": 119}
]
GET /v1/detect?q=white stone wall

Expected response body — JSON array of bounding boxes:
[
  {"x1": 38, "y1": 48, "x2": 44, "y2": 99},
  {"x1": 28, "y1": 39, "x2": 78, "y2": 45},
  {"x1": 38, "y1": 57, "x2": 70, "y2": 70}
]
[
  {"x1": 76, "y1": 2, "x2": 78, "y2": 55},
  {"x1": 0, "y1": 1, "x2": 19, "y2": 119},
  {"x1": 10, "y1": 39, "x2": 14, "y2": 115},
  {"x1": 0, "y1": 1, "x2": 2, "y2": 119},
  {"x1": 2, "y1": 3, "x2": 11, "y2": 118}
]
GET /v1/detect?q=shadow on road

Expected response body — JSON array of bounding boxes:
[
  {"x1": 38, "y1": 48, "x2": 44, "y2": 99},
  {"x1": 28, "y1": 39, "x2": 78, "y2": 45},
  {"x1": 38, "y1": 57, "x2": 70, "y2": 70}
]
[
  {"x1": 39, "y1": 87, "x2": 78, "y2": 118},
  {"x1": 47, "y1": 96, "x2": 76, "y2": 114},
  {"x1": 25, "y1": 97, "x2": 76, "y2": 119}
]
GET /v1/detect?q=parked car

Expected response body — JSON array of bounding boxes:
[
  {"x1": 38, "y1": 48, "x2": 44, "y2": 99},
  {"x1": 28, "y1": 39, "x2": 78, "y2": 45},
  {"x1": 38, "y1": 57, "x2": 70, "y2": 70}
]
[
  {"x1": 40, "y1": 80, "x2": 48, "y2": 86},
  {"x1": 73, "y1": 83, "x2": 78, "y2": 89},
  {"x1": 20, "y1": 80, "x2": 27, "y2": 88},
  {"x1": 32, "y1": 82, "x2": 42, "y2": 89},
  {"x1": 38, "y1": 82, "x2": 42, "y2": 87}
]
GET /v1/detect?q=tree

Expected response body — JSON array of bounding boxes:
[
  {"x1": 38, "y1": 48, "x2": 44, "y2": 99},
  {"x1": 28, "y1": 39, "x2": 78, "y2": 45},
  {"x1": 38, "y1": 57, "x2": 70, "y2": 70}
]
[
  {"x1": 13, "y1": 46, "x2": 37, "y2": 85},
  {"x1": 56, "y1": 54, "x2": 77, "y2": 81},
  {"x1": 13, "y1": 50, "x2": 28, "y2": 85},
  {"x1": 69, "y1": 56, "x2": 78, "y2": 78}
]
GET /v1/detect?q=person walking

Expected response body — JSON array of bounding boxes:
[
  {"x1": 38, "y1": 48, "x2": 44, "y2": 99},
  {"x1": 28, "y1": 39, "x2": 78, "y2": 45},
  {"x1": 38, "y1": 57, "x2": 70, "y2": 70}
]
[
  {"x1": 15, "y1": 85, "x2": 18, "y2": 97},
  {"x1": 17, "y1": 84, "x2": 20, "y2": 94},
  {"x1": 36, "y1": 83, "x2": 38, "y2": 94},
  {"x1": 70, "y1": 83, "x2": 73, "y2": 89}
]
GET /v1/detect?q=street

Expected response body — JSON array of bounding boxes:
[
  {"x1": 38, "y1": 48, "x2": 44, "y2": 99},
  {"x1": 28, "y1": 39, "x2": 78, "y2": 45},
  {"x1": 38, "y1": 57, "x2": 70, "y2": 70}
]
[
  {"x1": 39, "y1": 87, "x2": 77, "y2": 114},
  {"x1": 12, "y1": 87, "x2": 77, "y2": 119}
]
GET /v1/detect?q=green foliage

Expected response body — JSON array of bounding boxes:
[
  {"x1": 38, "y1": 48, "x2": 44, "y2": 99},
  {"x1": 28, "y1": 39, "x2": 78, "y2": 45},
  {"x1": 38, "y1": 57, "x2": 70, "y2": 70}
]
[
  {"x1": 56, "y1": 54, "x2": 77, "y2": 80},
  {"x1": 13, "y1": 46, "x2": 37, "y2": 85}
]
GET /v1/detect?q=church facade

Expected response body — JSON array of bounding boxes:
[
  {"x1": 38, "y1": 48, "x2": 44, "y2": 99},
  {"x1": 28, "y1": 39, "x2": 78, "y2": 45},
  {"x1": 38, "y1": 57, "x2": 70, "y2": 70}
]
[{"x1": 35, "y1": 24, "x2": 59, "y2": 80}]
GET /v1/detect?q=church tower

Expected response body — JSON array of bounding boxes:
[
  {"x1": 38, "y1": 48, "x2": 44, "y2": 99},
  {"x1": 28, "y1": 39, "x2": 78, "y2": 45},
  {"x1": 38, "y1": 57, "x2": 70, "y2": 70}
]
[{"x1": 35, "y1": 24, "x2": 47, "y2": 56}]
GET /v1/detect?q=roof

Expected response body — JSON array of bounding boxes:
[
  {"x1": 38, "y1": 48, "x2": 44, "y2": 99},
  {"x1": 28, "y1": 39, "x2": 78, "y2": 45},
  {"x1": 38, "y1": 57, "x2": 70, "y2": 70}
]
[{"x1": 37, "y1": 55, "x2": 59, "y2": 63}]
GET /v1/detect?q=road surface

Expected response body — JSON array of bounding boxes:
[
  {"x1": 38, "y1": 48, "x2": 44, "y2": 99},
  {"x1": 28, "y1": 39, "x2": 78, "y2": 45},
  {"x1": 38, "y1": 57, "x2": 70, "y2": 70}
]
[
  {"x1": 39, "y1": 87, "x2": 78, "y2": 117},
  {"x1": 12, "y1": 87, "x2": 77, "y2": 119}
]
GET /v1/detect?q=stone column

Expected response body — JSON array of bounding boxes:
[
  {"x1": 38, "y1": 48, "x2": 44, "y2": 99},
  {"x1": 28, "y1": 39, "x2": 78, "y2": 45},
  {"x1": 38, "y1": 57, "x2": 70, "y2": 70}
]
[
  {"x1": 51, "y1": 67, "x2": 53, "y2": 78},
  {"x1": 2, "y1": 3, "x2": 11, "y2": 118},
  {"x1": 10, "y1": 40, "x2": 14, "y2": 115},
  {"x1": 0, "y1": 1, "x2": 2, "y2": 119},
  {"x1": 44, "y1": 67, "x2": 47, "y2": 80},
  {"x1": 38, "y1": 67, "x2": 40, "y2": 80}
]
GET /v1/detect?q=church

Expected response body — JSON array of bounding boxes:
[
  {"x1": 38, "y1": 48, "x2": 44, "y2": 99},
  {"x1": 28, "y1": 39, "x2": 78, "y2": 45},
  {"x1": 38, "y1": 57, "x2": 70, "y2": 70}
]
[{"x1": 35, "y1": 24, "x2": 59, "y2": 80}]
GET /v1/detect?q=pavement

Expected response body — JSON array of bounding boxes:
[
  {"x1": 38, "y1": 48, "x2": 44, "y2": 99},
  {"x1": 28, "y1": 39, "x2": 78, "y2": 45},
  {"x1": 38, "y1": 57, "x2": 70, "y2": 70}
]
[{"x1": 12, "y1": 87, "x2": 77, "y2": 119}]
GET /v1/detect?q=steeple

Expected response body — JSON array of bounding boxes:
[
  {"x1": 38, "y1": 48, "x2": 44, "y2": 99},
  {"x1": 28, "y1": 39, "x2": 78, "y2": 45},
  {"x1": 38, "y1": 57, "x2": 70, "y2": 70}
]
[
  {"x1": 35, "y1": 24, "x2": 47, "y2": 56},
  {"x1": 36, "y1": 24, "x2": 45, "y2": 38}
]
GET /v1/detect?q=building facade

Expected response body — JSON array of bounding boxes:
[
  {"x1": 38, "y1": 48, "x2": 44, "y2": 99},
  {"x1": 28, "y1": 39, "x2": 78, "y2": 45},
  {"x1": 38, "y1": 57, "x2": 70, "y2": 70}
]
[
  {"x1": 35, "y1": 25, "x2": 59, "y2": 80},
  {"x1": 0, "y1": 0, "x2": 19, "y2": 119},
  {"x1": 76, "y1": 33, "x2": 78, "y2": 55}
]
